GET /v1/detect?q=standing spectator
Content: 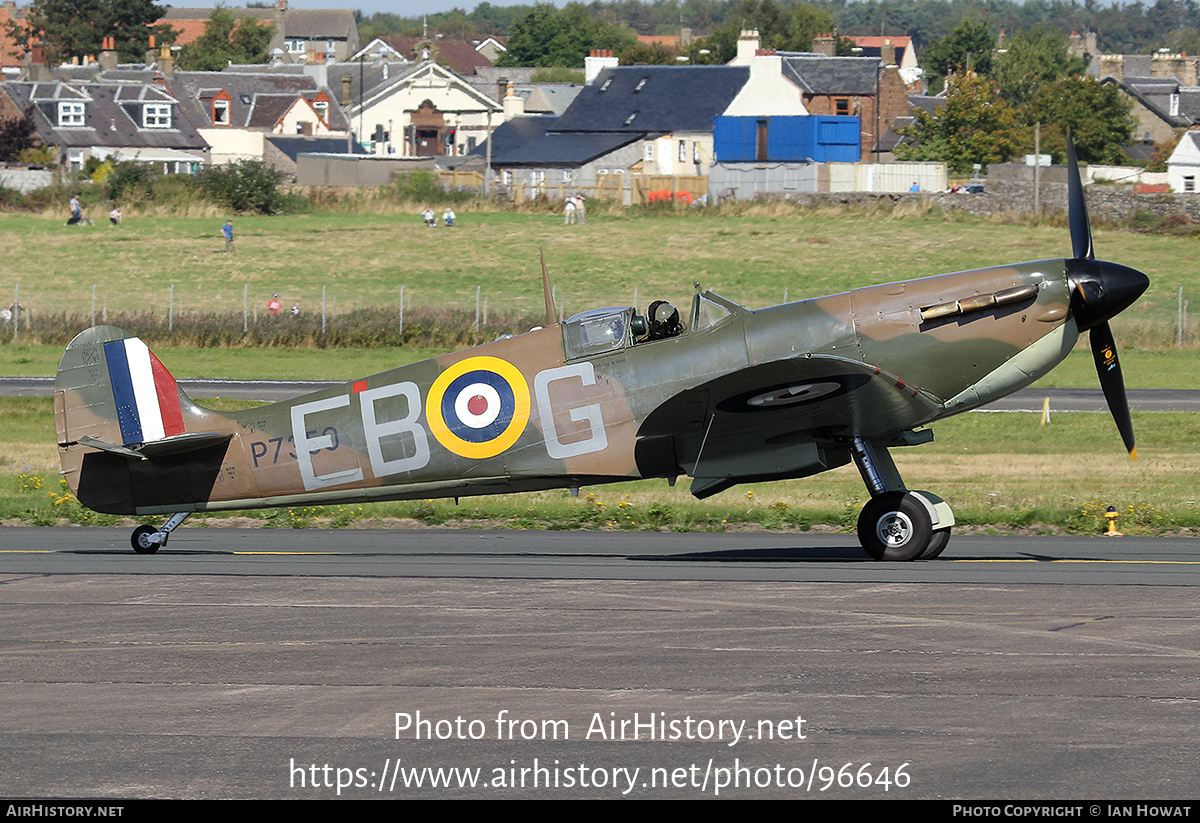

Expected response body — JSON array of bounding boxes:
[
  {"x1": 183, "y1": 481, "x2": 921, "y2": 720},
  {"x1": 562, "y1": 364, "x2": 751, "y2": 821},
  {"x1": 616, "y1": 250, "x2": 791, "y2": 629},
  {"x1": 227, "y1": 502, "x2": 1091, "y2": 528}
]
[
  {"x1": 575, "y1": 193, "x2": 586, "y2": 224},
  {"x1": 267, "y1": 294, "x2": 282, "y2": 316},
  {"x1": 222, "y1": 220, "x2": 234, "y2": 253},
  {"x1": 564, "y1": 194, "x2": 577, "y2": 225}
]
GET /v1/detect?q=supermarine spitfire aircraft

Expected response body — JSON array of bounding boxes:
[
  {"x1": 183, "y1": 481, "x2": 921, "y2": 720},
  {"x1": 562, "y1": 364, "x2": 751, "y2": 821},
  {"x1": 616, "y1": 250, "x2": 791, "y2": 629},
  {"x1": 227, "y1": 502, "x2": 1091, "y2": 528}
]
[{"x1": 54, "y1": 144, "x2": 1148, "y2": 560}]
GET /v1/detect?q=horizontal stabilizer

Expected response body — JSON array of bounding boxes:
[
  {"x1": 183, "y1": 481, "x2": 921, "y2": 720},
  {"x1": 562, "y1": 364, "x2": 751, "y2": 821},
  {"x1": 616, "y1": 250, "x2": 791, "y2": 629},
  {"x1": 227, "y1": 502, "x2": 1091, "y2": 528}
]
[{"x1": 78, "y1": 432, "x2": 232, "y2": 460}]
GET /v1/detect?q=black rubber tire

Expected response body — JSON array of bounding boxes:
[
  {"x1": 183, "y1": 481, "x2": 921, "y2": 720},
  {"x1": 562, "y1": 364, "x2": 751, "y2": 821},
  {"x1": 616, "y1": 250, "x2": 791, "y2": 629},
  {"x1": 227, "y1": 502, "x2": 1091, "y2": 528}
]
[
  {"x1": 917, "y1": 527, "x2": 952, "y2": 560},
  {"x1": 857, "y1": 491, "x2": 933, "y2": 561},
  {"x1": 131, "y1": 525, "x2": 160, "y2": 554}
]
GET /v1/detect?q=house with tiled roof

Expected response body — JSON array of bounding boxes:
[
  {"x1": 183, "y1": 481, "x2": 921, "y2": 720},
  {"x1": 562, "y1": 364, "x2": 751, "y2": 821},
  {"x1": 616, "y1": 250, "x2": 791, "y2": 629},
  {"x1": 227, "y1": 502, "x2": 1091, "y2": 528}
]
[
  {"x1": 170, "y1": 70, "x2": 348, "y2": 165},
  {"x1": 0, "y1": 4, "x2": 28, "y2": 70},
  {"x1": 351, "y1": 36, "x2": 495, "y2": 76},
  {"x1": 1, "y1": 80, "x2": 209, "y2": 173},
  {"x1": 475, "y1": 52, "x2": 813, "y2": 201},
  {"x1": 846, "y1": 35, "x2": 921, "y2": 87},
  {"x1": 158, "y1": 1, "x2": 359, "y2": 63}
]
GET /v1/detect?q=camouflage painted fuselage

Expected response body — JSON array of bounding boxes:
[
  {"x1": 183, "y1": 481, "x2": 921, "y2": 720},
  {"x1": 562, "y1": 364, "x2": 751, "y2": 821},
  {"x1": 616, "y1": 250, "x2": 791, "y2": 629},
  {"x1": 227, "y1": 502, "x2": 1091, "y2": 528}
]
[{"x1": 55, "y1": 259, "x2": 1073, "y2": 516}]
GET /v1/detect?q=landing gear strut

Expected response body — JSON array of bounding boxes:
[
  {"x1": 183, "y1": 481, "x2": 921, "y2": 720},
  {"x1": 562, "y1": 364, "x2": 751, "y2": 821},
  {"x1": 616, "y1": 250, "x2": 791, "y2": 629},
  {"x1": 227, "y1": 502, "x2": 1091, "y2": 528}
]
[
  {"x1": 131, "y1": 512, "x2": 190, "y2": 554},
  {"x1": 850, "y1": 437, "x2": 954, "y2": 561}
]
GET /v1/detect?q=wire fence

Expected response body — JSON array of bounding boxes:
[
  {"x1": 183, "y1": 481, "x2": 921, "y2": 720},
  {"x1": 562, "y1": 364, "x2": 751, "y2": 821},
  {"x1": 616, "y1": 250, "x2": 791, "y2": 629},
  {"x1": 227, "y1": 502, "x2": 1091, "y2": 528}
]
[{"x1": 2, "y1": 283, "x2": 1194, "y2": 351}]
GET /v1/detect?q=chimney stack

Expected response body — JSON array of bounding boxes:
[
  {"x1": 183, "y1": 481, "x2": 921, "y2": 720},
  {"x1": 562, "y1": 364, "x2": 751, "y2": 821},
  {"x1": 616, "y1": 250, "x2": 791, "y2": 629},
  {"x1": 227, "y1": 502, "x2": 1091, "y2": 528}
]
[
  {"x1": 813, "y1": 33, "x2": 835, "y2": 57},
  {"x1": 158, "y1": 43, "x2": 174, "y2": 79},
  {"x1": 99, "y1": 36, "x2": 118, "y2": 71},
  {"x1": 881, "y1": 38, "x2": 896, "y2": 67},
  {"x1": 584, "y1": 49, "x2": 619, "y2": 84}
]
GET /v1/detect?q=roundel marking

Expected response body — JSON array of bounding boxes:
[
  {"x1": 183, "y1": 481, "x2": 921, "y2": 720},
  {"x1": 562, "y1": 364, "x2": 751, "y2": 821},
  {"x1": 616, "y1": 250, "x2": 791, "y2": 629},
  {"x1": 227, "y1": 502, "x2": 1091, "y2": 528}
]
[{"x1": 427, "y1": 356, "x2": 531, "y2": 459}]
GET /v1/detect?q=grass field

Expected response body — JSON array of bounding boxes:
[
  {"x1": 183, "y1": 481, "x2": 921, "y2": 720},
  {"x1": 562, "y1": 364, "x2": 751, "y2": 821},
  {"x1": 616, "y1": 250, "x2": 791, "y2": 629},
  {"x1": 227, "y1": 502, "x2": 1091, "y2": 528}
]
[
  {"x1": 3, "y1": 206, "x2": 1199, "y2": 346},
  {"x1": 3, "y1": 204, "x2": 1198, "y2": 534}
]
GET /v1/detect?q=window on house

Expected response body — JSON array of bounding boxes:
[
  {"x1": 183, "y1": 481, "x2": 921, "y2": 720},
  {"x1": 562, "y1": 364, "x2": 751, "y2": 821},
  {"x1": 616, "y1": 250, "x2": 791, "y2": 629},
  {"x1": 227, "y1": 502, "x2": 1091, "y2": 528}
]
[
  {"x1": 68, "y1": 150, "x2": 84, "y2": 172},
  {"x1": 1171, "y1": 93, "x2": 1181, "y2": 117},
  {"x1": 313, "y1": 100, "x2": 328, "y2": 122},
  {"x1": 693, "y1": 142, "x2": 700, "y2": 163},
  {"x1": 835, "y1": 98, "x2": 850, "y2": 116},
  {"x1": 644, "y1": 143, "x2": 654, "y2": 162},
  {"x1": 530, "y1": 170, "x2": 546, "y2": 186},
  {"x1": 623, "y1": 111, "x2": 638, "y2": 126},
  {"x1": 143, "y1": 104, "x2": 172, "y2": 129},
  {"x1": 285, "y1": 38, "x2": 306, "y2": 53},
  {"x1": 634, "y1": 78, "x2": 647, "y2": 92},
  {"x1": 58, "y1": 102, "x2": 85, "y2": 127},
  {"x1": 1186, "y1": 175, "x2": 1195, "y2": 192},
  {"x1": 679, "y1": 140, "x2": 686, "y2": 162},
  {"x1": 213, "y1": 98, "x2": 230, "y2": 125},
  {"x1": 562, "y1": 170, "x2": 574, "y2": 183},
  {"x1": 600, "y1": 78, "x2": 613, "y2": 92},
  {"x1": 502, "y1": 170, "x2": 513, "y2": 186}
]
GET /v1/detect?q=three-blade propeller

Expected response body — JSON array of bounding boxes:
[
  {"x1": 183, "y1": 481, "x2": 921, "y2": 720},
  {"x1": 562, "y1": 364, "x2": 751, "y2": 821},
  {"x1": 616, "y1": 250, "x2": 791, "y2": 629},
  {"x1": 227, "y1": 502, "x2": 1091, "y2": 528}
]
[{"x1": 1064, "y1": 135, "x2": 1149, "y2": 459}]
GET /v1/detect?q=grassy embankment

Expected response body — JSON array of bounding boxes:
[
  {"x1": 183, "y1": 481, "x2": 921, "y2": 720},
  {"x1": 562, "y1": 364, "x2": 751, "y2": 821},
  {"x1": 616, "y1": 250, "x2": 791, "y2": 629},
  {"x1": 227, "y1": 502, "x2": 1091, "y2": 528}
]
[{"x1": 3, "y1": 205, "x2": 1198, "y2": 534}]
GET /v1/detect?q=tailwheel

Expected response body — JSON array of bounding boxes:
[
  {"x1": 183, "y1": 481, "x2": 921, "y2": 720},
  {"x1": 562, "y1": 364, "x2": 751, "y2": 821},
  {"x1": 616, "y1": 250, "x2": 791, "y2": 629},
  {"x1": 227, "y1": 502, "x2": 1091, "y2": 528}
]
[
  {"x1": 131, "y1": 525, "x2": 160, "y2": 554},
  {"x1": 129, "y1": 512, "x2": 190, "y2": 554},
  {"x1": 857, "y1": 491, "x2": 932, "y2": 562}
]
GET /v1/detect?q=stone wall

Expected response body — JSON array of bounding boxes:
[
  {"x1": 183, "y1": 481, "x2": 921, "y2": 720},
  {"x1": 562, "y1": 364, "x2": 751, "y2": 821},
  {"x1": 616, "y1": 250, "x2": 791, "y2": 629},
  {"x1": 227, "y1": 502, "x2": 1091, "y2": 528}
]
[
  {"x1": 779, "y1": 181, "x2": 1200, "y2": 221},
  {"x1": 0, "y1": 166, "x2": 55, "y2": 193}
]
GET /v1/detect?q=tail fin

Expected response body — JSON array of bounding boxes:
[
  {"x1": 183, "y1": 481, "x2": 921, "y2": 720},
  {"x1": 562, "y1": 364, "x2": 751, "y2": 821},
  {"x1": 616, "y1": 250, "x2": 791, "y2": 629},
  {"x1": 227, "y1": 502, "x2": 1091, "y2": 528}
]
[
  {"x1": 55, "y1": 326, "x2": 189, "y2": 450},
  {"x1": 55, "y1": 327, "x2": 232, "y2": 512}
]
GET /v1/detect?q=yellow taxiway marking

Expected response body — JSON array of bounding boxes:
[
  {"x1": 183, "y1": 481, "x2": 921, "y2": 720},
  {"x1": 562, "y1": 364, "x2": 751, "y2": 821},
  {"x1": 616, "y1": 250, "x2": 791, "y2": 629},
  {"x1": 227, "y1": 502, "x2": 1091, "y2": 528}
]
[{"x1": 956, "y1": 558, "x2": 1200, "y2": 565}]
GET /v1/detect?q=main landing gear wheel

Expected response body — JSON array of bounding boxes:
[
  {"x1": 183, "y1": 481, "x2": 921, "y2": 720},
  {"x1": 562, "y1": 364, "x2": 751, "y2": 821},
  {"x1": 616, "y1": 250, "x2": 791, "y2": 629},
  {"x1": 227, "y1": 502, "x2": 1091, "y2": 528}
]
[
  {"x1": 131, "y1": 525, "x2": 160, "y2": 554},
  {"x1": 857, "y1": 491, "x2": 932, "y2": 562},
  {"x1": 918, "y1": 528, "x2": 951, "y2": 560}
]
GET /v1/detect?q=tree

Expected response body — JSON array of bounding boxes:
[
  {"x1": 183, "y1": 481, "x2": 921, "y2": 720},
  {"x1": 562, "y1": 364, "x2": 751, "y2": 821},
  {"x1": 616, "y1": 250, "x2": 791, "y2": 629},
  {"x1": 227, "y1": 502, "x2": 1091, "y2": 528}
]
[
  {"x1": 1023, "y1": 77, "x2": 1136, "y2": 164},
  {"x1": 992, "y1": 26, "x2": 1088, "y2": 106},
  {"x1": 620, "y1": 41, "x2": 681, "y2": 65},
  {"x1": 895, "y1": 72, "x2": 1024, "y2": 174},
  {"x1": 0, "y1": 105, "x2": 38, "y2": 162},
  {"x1": 177, "y1": 8, "x2": 273, "y2": 71},
  {"x1": 496, "y1": 3, "x2": 636, "y2": 67},
  {"x1": 8, "y1": 0, "x2": 175, "y2": 65},
  {"x1": 921, "y1": 19, "x2": 995, "y2": 94}
]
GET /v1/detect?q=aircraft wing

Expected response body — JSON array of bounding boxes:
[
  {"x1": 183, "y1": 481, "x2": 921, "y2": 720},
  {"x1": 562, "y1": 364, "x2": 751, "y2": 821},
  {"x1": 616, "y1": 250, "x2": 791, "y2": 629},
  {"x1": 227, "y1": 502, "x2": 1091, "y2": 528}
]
[{"x1": 636, "y1": 355, "x2": 942, "y2": 496}]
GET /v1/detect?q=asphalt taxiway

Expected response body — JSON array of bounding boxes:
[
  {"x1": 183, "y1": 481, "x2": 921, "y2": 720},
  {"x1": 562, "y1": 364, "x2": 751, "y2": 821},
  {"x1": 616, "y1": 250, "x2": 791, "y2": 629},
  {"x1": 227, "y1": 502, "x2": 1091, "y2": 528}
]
[{"x1": 1, "y1": 528, "x2": 1198, "y2": 799}]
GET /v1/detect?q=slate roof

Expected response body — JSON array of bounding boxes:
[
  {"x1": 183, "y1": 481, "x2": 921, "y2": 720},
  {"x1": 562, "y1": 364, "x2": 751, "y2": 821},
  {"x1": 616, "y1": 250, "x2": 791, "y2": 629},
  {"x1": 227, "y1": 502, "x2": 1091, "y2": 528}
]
[
  {"x1": 2, "y1": 81, "x2": 207, "y2": 150},
  {"x1": 783, "y1": 56, "x2": 883, "y2": 96},
  {"x1": 265, "y1": 134, "x2": 367, "y2": 161},
  {"x1": 553, "y1": 65, "x2": 749, "y2": 133},
  {"x1": 470, "y1": 115, "x2": 554, "y2": 158},
  {"x1": 171, "y1": 70, "x2": 348, "y2": 131},
  {"x1": 470, "y1": 115, "x2": 641, "y2": 167},
  {"x1": 1101, "y1": 76, "x2": 1191, "y2": 129}
]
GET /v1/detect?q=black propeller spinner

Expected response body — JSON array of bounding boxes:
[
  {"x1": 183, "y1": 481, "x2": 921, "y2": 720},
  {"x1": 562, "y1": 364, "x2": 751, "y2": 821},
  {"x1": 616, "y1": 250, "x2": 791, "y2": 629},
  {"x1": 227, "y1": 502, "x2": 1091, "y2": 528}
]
[{"x1": 1064, "y1": 135, "x2": 1150, "y2": 459}]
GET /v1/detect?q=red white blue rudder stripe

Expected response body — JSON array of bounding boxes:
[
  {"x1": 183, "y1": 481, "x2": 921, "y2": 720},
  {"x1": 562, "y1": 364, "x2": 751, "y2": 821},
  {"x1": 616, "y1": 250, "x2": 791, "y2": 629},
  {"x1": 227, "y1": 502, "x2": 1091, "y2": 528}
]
[{"x1": 104, "y1": 338, "x2": 185, "y2": 445}]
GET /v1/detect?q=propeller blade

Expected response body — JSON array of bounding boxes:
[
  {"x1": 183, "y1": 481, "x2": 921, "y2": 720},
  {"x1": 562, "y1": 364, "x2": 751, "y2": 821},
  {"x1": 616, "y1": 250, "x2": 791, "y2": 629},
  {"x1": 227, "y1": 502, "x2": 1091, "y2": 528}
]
[
  {"x1": 1090, "y1": 320, "x2": 1136, "y2": 459},
  {"x1": 1067, "y1": 133, "x2": 1094, "y2": 262}
]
